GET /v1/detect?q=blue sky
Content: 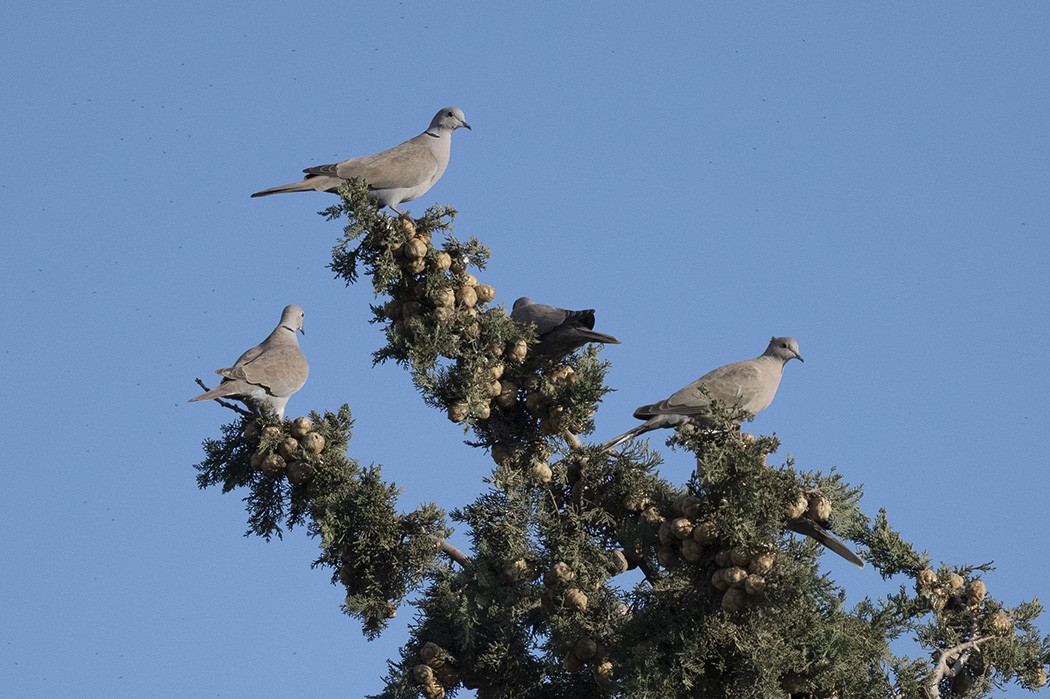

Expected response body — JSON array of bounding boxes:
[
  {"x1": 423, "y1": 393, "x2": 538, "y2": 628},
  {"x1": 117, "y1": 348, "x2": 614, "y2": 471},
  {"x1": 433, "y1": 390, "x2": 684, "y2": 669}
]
[{"x1": 2, "y1": 3, "x2": 1048, "y2": 696}]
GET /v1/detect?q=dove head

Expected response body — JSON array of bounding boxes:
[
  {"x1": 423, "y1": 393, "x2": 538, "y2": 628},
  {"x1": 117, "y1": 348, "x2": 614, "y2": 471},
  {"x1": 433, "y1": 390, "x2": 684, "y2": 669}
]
[
  {"x1": 764, "y1": 336, "x2": 803, "y2": 364},
  {"x1": 429, "y1": 107, "x2": 471, "y2": 133},
  {"x1": 512, "y1": 297, "x2": 535, "y2": 311},
  {"x1": 280, "y1": 304, "x2": 306, "y2": 335}
]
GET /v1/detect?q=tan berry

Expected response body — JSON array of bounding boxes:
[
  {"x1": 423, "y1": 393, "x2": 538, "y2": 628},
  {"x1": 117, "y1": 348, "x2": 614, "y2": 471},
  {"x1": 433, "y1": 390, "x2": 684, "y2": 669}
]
[
  {"x1": 640, "y1": 506, "x2": 663, "y2": 525},
  {"x1": 722, "y1": 587, "x2": 746, "y2": 612},
  {"x1": 484, "y1": 379, "x2": 503, "y2": 399},
  {"x1": 916, "y1": 568, "x2": 938, "y2": 591},
  {"x1": 490, "y1": 443, "x2": 513, "y2": 466},
  {"x1": 420, "y1": 641, "x2": 442, "y2": 665},
  {"x1": 545, "y1": 562, "x2": 575, "y2": 586},
  {"x1": 455, "y1": 285, "x2": 478, "y2": 308},
  {"x1": 505, "y1": 339, "x2": 528, "y2": 363},
  {"x1": 431, "y1": 287, "x2": 456, "y2": 309},
  {"x1": 429, "y1": 250, "x2": 452, "y2": 272},
  {"x1": 413, "y1": 664, "x2": 435, "y2": 685},
  {"x1": 396, "y1": 217, "x2": 417, "y2": 238},
  {"x1": 623, "y1": 493, "x2": 652, "y2": 513},
  {"x1": 670, "y1": 517, "x2": 694, "y2": 540},
  {"x1": 495, "y1": 380, "x2": 517, "y2": 409},
  {"x1": 681, "y1": 538, "x2": 704, "y2": 562},
  {"x1": 807, "y1": 494, "x2": 832, "y2": 522},
  {"x1": 286, "y1": 460, "x2": 315, "y2": 486},
  {"x1": 990, "y1": 611, "x2": 1013, "y2": 635},
  {"x1": 502, "y1": 559, "x2": 528, "y2": 582},
  {"x1": 474, "y1": 284, "x2": 496, "y2": 303},
  {"x1": 301, "y1": 431, "x2": 326, "y2": 454},
  {"x1": 261, "y1": 453, "x2": 286, "y2": 477},
  {"x1": 278, "y1": 437, "x2": 299, "y2": 461},
  {"x1": 748, "y1": 552, "x2": 775, "y2": 576},
  {"x1": 592, "y1": 660, "x2": 614, "y2": 689},
  {"x1": 529, "y1": 462, "x2": 553, "y2": 485},
  {"x1": 723, "y1": 566, "x2": 748, "y2": 588},
  {"x1": 729, "y1": 547, "x2": 750, "y2": 568},
  {"x1": 786, "y1": 492, "x2": 808, "y2": 520},
  {"x1": 564, "y1": 588, "x2": 588, "y2": 612},
  {"x1": 403, "y1": 238, "x2": 428, "y2": 260},
  {"x1": 608, "y1": 550, "x2": 629, "y2": 575},
  {"x1": 447, "y1": 402, "x2": 469, "y2": 423},
  {"x1": 691, "y1": 520, "x2": 718, "y2": 545},
  {"x1": 965, "y1": 579, "x2": 987, "y2": 606},
  {"x1": 744, "y1": 574, "x2": 766, "y2": 596}
]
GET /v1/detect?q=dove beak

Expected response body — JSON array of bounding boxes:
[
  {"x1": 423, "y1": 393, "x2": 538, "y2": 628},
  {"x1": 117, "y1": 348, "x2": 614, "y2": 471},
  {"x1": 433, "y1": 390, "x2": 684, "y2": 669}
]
[
  {"x1": 795, "y1": 352, "x2": 804, "y2": 363},
  {"x1": 461, "y1": 120, "x2": 472, "y2": 130}
]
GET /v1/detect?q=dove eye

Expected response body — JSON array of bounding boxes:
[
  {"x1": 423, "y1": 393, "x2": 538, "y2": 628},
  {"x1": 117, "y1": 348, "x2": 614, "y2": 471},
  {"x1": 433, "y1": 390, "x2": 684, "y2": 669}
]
[{"x1": 780, "y1": 343, "x2": 787, "y2": 348}]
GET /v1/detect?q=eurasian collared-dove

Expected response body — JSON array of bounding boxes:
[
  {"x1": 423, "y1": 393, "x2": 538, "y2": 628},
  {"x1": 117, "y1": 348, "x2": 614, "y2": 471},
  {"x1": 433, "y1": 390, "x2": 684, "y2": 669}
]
[
  {"x1": 250, "y1": 107, "x2": 471, "y2": 215},
  {"x1": 511, "y1": 297, "x2": 621, "y2": 359},
  {"x1": 190, "y1": 305, "x2": 309, "y2": 420},
  {"x1": 601, "y1": 337, "x2": 803, "y2": 450}
]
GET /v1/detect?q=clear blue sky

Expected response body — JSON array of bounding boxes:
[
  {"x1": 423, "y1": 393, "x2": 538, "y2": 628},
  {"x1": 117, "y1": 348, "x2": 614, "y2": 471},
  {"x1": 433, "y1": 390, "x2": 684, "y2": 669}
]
[{"x1": 2, "y1": 3, "x2": 1048, "y2": 696}]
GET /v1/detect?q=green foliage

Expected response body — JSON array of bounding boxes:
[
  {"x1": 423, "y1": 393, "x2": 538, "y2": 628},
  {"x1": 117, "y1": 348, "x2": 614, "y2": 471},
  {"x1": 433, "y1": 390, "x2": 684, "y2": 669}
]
[
  {"x1": 195, "y1": 405, "x2": 450, "y2": 637},
  {"x1": 194, "y1": 191, "x2": 1050, "y2": 698}
]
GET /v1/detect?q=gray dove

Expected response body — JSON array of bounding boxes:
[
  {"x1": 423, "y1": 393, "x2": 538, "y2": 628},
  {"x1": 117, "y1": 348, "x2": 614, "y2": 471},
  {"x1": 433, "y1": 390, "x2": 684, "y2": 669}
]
[
  {"x1": 601, "y1": 337, "x2": 803, "y2": 449},
  {"x1": 511, "y1": 297, "x2": 621, "y2": 359},
  {"x1": 190, "y1": 305, "x2": 309, "y2": 420},
  {"x1": 250, "y1": 107, "x2": 471, "y2": 215}
]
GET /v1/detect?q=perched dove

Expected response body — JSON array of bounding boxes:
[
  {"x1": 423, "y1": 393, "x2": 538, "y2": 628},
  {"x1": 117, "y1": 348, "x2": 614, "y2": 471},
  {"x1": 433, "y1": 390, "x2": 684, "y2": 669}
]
[
  {"x1": 601, "y1": 337, "x2": 803, "y2": 450},
  {"x1": 250, "y1": 107, "x2": 471, "y2": 215},
  {"x1": 511, "y1": 297, "x2": 621, "y2": 359},
  {"x1": 190, "y1": 305, "x2": 309, "y2": 420}
]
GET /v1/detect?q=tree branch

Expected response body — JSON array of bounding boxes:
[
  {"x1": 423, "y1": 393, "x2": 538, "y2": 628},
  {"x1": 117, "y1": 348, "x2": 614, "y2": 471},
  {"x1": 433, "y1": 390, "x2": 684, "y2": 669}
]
[
  {"x1": 432, "y1": 535, "x2": 470, "y2": 567},
  {"x1": 925, "y1": 636, "x2": 993, "y2": 698}
]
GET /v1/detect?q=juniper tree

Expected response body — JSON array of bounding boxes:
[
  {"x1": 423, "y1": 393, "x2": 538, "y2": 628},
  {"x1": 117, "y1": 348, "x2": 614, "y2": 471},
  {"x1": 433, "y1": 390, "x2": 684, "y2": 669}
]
[{"x1": 195, "y1": 182, "x2": 1050, "y2": 698}]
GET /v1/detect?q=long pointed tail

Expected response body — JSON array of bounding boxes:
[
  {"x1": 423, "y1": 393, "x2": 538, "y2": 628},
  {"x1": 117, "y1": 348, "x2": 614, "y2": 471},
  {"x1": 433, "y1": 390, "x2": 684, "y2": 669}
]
[
  {"x1": 250, "y1": 180, "x2": 314, "y2": 197},
  {"x1": 576, "y1": 329, "x2": 621, "y2": 345},
  {"x1": 786, "y1": 517, "x2": 865, "y2": 567},
  {"x1": 600, "y1": 414, "x2": 690, "y2": 451}
]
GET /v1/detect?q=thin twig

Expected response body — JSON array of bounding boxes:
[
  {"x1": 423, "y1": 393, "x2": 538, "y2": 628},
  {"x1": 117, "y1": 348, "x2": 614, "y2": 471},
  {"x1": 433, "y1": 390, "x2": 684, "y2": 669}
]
[{"x1": 194, "y1": 378, "x2": 256, "y2": 418}]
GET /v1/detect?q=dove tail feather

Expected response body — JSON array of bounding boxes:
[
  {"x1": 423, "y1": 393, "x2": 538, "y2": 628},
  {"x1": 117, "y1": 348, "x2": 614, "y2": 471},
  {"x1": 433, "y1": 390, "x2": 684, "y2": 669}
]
[
  {"x1": 189, "y1": 382, "x2": 242, "y2": 402},
  {"x1": 601, "y1": 422, "x2": 656, "y2": 451},
  {"x1": 250, "y1": 181, "x2": 317, "y2": 197},
  {"x1": 786, "y1": 518, "x2": 865, "y2": 567},
  {"x1": 577, "y1": 329, "x2": 621, "y2": 345}
]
